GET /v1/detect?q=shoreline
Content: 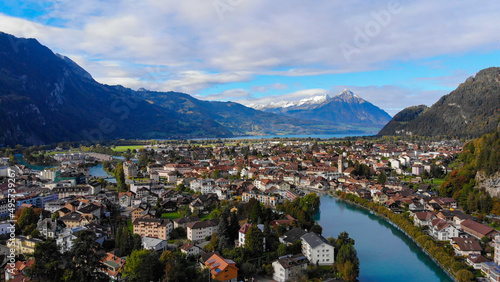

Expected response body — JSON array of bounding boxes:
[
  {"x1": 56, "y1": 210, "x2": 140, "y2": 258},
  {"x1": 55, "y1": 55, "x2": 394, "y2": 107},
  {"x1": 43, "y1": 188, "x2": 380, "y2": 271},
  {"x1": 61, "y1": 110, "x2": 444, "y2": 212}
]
[{"x1": 326, "y1": 192, "x2": 457, "y2": 282}]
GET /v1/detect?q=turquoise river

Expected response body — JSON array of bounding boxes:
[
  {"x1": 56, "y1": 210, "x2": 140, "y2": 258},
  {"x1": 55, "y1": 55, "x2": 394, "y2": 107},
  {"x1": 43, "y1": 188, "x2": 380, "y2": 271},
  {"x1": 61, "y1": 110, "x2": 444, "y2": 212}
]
[{"x1": 315, "y1": 195, "x2": 453, "y2": 282}]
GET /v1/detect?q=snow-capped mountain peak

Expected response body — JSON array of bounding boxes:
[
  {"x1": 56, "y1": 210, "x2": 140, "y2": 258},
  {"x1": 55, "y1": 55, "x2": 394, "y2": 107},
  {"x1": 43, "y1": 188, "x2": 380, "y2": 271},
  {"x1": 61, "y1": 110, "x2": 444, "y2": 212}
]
[{"x1": 252, "y1": 93, "x2": 330, "y2": 110}]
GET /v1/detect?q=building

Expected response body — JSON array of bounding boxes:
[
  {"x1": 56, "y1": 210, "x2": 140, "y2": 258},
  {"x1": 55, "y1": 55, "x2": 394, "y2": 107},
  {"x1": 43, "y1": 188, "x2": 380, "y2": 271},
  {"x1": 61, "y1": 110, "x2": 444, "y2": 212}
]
[
  {"x1": 10, "y1": 235, "x2": 43, "y2": 255},
  {"x1": 272, "y1": 254, "x2": 308, "y2": 282},
  {"x1": 237, "y1": 223, "x2": 265, "y2": 249},
  {"x1": 430, "y1": 218, "x2": 459, "y2": 241},
  {"x1": 451, "y1": 237, "x2": 482, "y2": 256},
  {"x1": 132, "y1": 218, "x2": 173, "y2": 240},
  {"x1": 142, "y1": 237, "x2": 168, "y2": 252},
  {"x1": 100, "y1": 252, "x2": 126, "y2": 281},
  {"x1": 300, "y1": 232, "x2": 335, "y2": 266},
  {"x1": 123, "y1": 161, "x2": 138, "y2": 178},
  {"x1": 461, "y1": 219, "x2": 499, "y2": 240},
  {"x1": 495, "y1": 236, "x2": 500, "y2": 265},
  {"x1": 180, "y1": 242, "x2": 202, "y2": 257},
  {"x1": 186, "y1": 219, "x2": 219, "y2": 243},
  {"x1": 205, "y1": 254, "x2": 238, "y2": 282}
]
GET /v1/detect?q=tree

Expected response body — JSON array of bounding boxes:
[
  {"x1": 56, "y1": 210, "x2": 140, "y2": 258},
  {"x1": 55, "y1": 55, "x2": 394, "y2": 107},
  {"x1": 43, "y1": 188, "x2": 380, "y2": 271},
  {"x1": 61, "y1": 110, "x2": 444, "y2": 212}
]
[
  {"x1": 456, "y1": 269, "x2": 474, "y2": 282},
  {"x1": 244, "y1": 225, "x2": 264, "y2": 256},
  {"x1": 122, "y1": 249, "x2": 162, "y2": 282},
  {"x1": 64, "y1": 230, "x2": 107, "y2": 282},
  {"x1": 115, "y1": 162, "x2": 126, "y2": 192},
  {"x1": 336, "y1": 244, "x2": 359, "y2": 281},
  {"x1": 27, "y1": 240, "x2": 63, "y2": 282},
  {"x1": 377, "y1": 171, "x2": 387, "y2": 185},
  {"x1": 228, "y1": 212, "x2": 240, "y2": 242},
  {"x1": 310, "y1": 224, "x2": 323, "y2": 236},
  {"x1": 17, "y1": 208, "x2": 39, "y2": 235}
]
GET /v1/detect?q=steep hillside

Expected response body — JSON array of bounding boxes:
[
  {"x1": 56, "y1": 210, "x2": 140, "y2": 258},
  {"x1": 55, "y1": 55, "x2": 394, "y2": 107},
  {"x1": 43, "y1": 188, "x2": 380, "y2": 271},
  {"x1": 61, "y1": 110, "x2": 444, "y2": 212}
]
[
  {"x1": 379, "y1": 67, "x2": 500, "y2": 138},
  {"x1": 378, "y1": 105, "x2": 429, "y2": 135},
  {"x1": 0, "y1": 32, "x2": 365, "y2": 146}
]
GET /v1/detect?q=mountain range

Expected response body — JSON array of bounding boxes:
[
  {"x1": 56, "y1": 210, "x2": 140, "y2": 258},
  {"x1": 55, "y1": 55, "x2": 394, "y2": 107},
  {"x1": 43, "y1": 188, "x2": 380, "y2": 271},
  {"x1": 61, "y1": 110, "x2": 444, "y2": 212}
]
[
  {"x1": 379, "y1": 67, "x2": 500, "y2": 138},
  {"x1": 0, "y1": 32, "x2": 385, "y2": 146},
  {"x1": 253, "y1": 89, "x2": 392, "y2": 127}
]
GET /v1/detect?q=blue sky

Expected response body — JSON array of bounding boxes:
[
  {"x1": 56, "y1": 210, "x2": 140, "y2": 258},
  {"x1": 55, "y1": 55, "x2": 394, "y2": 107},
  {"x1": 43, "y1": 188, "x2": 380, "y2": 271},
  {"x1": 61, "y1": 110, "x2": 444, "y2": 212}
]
[{"x1": 1, "y1": 0, "x2": 500, "y2": 115}]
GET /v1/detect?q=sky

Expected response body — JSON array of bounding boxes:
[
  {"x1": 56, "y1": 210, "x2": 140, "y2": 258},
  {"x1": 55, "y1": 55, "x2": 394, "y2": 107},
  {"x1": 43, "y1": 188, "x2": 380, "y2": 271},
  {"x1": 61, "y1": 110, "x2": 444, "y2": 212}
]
[{"x1": 1, "y1": 0, "x2": 500, "y2": 116}]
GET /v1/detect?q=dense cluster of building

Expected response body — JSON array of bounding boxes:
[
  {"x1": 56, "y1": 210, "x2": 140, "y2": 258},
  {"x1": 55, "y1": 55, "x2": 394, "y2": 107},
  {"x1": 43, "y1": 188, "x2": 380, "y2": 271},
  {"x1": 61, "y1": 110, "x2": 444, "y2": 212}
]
[{"x1": 1, "y1": 138, "x2": 498, "y2": 281}]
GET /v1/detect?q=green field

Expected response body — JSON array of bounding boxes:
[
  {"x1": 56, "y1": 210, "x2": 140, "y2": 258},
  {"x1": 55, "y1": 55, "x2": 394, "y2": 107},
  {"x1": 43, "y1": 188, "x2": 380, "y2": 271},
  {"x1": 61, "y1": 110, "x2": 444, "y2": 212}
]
[
  {"x1": 161, "y1": 212, "x2": 182, "y2": 219},
  {"x1": 112, "y1": 145, "x2": 145, "y2": 152}
]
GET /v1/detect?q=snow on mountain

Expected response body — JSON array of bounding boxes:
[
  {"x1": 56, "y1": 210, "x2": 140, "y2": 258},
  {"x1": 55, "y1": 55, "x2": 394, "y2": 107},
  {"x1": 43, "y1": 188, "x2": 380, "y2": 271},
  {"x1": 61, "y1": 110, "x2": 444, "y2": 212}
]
[{"x1": 252, "y1": 93, "x2": 330, "y2": 110}]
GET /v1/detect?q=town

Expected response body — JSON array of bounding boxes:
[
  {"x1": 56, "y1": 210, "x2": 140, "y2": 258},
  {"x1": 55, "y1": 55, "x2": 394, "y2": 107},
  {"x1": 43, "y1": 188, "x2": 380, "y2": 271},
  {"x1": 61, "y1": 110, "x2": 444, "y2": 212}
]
[{"x1": 0, "y1": 136, "x2": 497, "y2": 282}]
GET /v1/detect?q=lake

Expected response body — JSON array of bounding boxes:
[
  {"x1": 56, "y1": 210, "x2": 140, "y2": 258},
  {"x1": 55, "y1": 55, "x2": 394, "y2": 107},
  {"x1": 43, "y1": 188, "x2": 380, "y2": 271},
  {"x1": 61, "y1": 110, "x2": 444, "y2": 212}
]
[{"x1": 315, "y1": 195, "x2": 453, "y2": 282}]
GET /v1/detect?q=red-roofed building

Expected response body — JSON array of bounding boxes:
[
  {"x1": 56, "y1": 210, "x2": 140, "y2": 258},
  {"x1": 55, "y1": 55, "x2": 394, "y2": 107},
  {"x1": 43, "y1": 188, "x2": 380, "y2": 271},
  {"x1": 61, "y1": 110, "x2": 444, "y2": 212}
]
[
  {"x1": 205, "y1": 254, "x2": 238, "y2": 282},
  {"x1": 100, "y1": 252, "x2": 126, "y2": 281},
  {"x1": 461, "y1": 219, "x2": 499, "y2": 240},
  {"x1": 5, "y1": 259, "x2": 34, "y2": 281}
]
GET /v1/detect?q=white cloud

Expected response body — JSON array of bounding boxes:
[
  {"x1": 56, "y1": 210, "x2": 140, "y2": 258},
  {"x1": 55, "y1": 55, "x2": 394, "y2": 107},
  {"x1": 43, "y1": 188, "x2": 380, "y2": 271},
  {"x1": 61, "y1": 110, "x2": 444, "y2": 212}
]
[{"x1": 0, "y1": 0, "x2": 499, "y2": 110}]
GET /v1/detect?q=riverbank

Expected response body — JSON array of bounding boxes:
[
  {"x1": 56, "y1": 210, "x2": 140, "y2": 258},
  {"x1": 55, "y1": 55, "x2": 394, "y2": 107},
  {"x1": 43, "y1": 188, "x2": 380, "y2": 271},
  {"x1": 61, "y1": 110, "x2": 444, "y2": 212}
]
[{"x1": 329, "y1": 191, "x2": 468, "y2": 281}]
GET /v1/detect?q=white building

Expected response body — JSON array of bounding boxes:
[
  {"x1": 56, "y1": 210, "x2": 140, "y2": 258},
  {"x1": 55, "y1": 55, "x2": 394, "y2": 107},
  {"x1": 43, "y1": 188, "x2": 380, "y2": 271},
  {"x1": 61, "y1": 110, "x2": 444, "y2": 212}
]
[
  {"x1": 300, "y1": 232, "x2": 335, "y2": 266},
  {"x1": 272, "y1": 254, "x2": 308, "y2": 282},
  {"x1": 186, "y1": 219, "x2": 219, "y2": 242},
  {"x1": 430, "y1": 218, "x2": 459, "y2": 241}
]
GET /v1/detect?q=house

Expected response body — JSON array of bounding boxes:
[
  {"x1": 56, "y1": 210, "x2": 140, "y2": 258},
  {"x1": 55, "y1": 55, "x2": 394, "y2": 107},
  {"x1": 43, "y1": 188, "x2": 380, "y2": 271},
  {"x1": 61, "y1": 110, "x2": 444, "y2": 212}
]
[
  {"x1": 10, "y1": 235, "x2": 43, "y2": 255},
  {"x1": 4, "y1": 259, "x2": 34, "y2": 281},
  {"x1": 300, "y1": 232, "x2": 335, "y2": 266},
  {"x1": 279, "y1": 227, "x2": 307, "y2": 245},
  {"x1": 173, "y1": 216, "x2": 201, "y2": 229},
  {"x1": 142, "y1": 237, "x2": 168, "y2": 252},
  {"x1": 59, "y1": 212, "x2": 96, "y2": 228},
  {"x1": 36, "y1": 215, "x2": 66, "y2": 239},
  {"x1": 237, "y1": 223, "x2": 265, "y2": 249},
  {"x1": 413, "y1": 212, "x2": 436, "y2": 227},
  {"x1": 272, "y1": 254, "x2": 308, "y2": 282},
  {"x1": 133, "y1": 218, "x2": 173, "y2": 240},
  {"x1": 205, "y1": 254, "x2": 238, "y2": 282},
  {"x1": 451, "y1": 237, "x2": 483, "y2": 256},
  {"x1": 100, "y1": 252, "x2": 126, "y2": 281},
  {"x1": 466, "y1": 254, "x2": 489, "y2": 270},
  {"x1": 180, "y1": 242, "x2": 202, "y2": 257},
  {"x1": 186, "y1": 219, "x2": 219, "y2": 243},
  {"x1": 461, "y1": 219, "x2": 499, "y2": 240},
  {"x1": 430, "y1": 218, "x2": 459, "y2": 241}
]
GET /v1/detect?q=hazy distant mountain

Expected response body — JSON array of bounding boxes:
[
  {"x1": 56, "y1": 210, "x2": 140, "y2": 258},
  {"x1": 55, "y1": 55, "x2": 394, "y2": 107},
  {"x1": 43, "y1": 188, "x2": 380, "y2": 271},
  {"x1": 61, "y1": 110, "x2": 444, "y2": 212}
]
[
  {"x1": 254, "y1": 89, "x2": 392, "y2": 126},
  {"x1": 379, "y1": 67, "x2": 500, "y2": 138},
  {"x1": 0, "y1": 32, "x2": 366, "y2": 146}
]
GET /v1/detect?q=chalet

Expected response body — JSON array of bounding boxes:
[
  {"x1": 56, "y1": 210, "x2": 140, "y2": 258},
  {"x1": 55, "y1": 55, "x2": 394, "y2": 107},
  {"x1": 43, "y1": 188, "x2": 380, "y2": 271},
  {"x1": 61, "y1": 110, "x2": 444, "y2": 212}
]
[{"x1": 466, "y1": 254, "x2": 489, "y2": 270}]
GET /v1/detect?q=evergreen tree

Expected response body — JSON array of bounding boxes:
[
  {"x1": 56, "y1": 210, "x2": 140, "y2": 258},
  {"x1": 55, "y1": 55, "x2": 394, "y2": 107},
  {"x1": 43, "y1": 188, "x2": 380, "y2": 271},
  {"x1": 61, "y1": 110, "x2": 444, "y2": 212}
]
[
  {"x1": 64, "y1": 230, "x2": 107, "y2": 282},
  {"x1": 244, "y1": 225, "x2": 263, "y2": 256},
  {"x1": 28, "y1": 240, "x2": 63, "y2": 282}
]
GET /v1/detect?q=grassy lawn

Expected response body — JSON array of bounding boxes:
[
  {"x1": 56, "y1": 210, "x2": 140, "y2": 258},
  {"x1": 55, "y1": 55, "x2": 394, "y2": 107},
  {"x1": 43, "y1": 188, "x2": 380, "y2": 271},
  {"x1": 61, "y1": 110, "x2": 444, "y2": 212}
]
[
  {"x1": 161, "y1": 212, "x2": 182, "y2": 220},
  {"x1": 127, "y1": 219, "x2": 133, "y2": 233},
  {"x1": 113, "y1": 145, "x2": 145, "y2": 152},
  {"x1": 200, "y1": 214, "x2": 211, "y2": 220}
]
